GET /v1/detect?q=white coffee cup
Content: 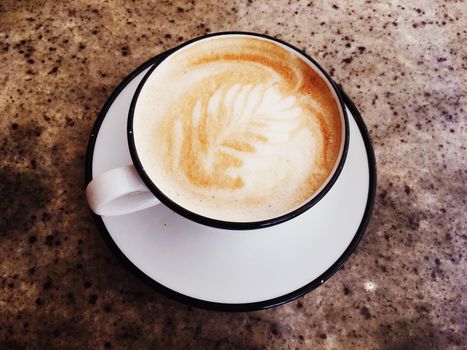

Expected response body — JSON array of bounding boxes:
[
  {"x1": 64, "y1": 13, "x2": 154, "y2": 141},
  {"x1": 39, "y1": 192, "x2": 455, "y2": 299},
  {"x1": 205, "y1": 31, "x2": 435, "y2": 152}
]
[{"x1": 86, "y1": 32, "x2": 349, "y2": 230}]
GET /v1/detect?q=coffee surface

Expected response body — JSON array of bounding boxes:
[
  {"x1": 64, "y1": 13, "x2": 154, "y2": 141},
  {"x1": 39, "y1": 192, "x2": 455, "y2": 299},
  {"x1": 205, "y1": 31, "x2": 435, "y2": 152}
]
[{"x1": 133, "y1": 36, "x2": 343, "y2": 222}]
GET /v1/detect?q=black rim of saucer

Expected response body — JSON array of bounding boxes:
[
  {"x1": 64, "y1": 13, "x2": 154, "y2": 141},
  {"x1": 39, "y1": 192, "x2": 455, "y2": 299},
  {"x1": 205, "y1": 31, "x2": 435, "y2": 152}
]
[
  {"x1": 84, "y1": 45, "x2": 377, "y2": 312},
  {"x1": 127, "y1": 32, "x2": 350, "y2": 230}
]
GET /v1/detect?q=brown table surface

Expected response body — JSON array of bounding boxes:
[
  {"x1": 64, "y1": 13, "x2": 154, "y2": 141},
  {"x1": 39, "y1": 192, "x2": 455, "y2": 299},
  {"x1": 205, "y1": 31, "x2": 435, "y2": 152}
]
[{"x1": 1, "y1": 1, "x2": 465, "y2": 349}]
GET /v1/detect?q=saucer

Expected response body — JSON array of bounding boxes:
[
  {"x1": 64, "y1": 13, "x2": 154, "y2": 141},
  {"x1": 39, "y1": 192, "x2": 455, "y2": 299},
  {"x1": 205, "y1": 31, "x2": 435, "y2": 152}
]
[{"x1": 85, "y1": 55, "x2": 376, "y2": 311}]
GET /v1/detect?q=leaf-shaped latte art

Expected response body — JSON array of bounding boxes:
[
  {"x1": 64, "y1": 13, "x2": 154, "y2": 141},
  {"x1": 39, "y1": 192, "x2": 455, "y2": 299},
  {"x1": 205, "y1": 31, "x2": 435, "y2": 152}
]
[{"x1": 179, "y1": 84, "x2": 303, "y2": 189}]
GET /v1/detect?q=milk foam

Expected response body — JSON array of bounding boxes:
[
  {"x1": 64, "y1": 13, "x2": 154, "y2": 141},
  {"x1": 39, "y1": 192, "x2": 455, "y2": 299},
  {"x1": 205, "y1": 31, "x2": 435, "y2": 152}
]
[{"x1": 133, "y1": 36, "x2": 343, "y2": 222}]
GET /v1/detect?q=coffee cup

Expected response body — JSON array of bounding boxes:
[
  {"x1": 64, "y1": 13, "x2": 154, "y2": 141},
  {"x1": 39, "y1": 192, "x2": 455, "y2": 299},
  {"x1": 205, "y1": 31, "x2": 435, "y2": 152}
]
[{"x1": 86, "y1": 32, "x2": 349, "y2": 230}]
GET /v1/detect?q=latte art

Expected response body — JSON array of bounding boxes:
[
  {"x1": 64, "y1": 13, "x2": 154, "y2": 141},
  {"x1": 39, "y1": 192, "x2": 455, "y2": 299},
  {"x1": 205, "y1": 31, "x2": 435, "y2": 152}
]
[
  {"x1": 174, "y1": 83, "x2": 303, "y2": 190},
  {"x1": 133, "y1": 36, "x2": 343, "y2": 222}
]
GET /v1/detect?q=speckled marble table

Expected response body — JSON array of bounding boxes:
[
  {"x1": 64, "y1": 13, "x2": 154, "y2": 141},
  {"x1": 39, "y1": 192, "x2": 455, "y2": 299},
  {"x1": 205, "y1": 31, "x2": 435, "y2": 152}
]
[{"x1": 1, "y1": 0, "x2": 466, "y2": 349}]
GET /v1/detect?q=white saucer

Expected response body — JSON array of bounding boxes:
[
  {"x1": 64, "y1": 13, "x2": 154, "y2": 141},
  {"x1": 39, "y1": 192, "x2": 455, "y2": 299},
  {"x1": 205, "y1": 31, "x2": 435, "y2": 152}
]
[{"x1": 85, "y1": 56, "x2": 376, "y2": 311}]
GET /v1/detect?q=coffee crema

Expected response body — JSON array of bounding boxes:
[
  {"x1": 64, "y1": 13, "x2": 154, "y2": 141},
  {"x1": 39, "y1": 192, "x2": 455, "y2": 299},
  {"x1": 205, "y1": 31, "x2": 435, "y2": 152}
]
[{"x1": 133, "y1": 36, "x2": 343, "y2": 222}]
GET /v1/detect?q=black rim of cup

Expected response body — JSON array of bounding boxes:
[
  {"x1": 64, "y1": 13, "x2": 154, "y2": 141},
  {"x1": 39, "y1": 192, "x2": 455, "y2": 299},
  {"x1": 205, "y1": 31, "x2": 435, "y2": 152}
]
[{"x1": 127, "y1": 31, "x2": 350, "y2": 230}]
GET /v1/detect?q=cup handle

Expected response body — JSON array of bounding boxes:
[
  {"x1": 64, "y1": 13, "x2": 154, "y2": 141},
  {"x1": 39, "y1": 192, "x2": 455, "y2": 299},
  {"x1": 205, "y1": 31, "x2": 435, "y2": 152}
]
[{"x1": 86, "y1": 165, "x2": 160, "y2": 216}]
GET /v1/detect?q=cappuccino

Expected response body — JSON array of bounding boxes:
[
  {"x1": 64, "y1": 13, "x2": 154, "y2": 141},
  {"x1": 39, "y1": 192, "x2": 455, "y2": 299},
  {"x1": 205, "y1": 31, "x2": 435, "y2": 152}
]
[{"x1": 133, "y1": 35, "x2": 343, "y2": 222}]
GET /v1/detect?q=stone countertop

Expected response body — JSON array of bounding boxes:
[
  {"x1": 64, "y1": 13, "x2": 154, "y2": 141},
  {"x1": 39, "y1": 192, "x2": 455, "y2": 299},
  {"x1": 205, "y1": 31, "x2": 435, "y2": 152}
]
[{"x1": 1, "y1": 0, "x2": 465, "y2": 349}]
